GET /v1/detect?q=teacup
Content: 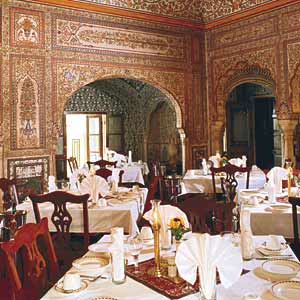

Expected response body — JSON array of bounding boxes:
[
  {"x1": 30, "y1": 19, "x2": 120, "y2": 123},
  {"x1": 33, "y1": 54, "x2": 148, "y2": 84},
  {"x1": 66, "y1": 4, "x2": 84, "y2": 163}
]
[
  {"x1": 63, "y1": 271, "x2": 81, "y2": 291},
  {"x1": 140, "y1": 226, "x2": 153, "y2": 240},
  {"x1": 266, "y1": 235, "x2": 281, "y2": 250},
  {"x1": 132, "y1": 185, "x2": 140, "y2": 192}
]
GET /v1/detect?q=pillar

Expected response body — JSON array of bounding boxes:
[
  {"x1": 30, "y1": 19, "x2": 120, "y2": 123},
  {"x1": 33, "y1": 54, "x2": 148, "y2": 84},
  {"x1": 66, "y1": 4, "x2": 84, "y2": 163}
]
[{"x1": 278, "y1": 119, "x2": 298, "y2": 166}]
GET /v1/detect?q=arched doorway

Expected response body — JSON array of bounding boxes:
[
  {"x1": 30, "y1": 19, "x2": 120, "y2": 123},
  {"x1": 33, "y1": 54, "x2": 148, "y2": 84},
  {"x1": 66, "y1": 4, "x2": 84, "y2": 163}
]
[
  {"x1": 56, "y1": 78, "x2": 185, "y2": 177},
  {"x1": 224, "y1": 82, "x2": 282, "y2": 169}
]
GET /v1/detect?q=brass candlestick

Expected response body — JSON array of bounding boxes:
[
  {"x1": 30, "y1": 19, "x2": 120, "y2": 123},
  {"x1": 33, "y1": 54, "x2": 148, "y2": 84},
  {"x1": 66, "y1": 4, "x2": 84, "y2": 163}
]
[
  {"x1": 151, "y1": 199, "x2": 162, "y2": 277},
  {"x1": 286, "y1": 161, "x2": 293, "y2": 197}
]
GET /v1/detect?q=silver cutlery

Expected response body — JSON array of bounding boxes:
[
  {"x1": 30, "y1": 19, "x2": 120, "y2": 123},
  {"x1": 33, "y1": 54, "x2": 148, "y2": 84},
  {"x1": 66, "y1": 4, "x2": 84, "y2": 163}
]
[{"x1": 80, "y1": 274, "x2": 108, "y2": 282}]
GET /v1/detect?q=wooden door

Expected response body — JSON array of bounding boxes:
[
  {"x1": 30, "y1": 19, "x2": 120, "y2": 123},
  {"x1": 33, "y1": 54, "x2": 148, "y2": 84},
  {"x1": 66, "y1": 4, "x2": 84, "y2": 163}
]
[
  {"x1": 254, "y1": 98, "x2": 275, "y2": 169},
  {"x1": 226, "y1": 102, "x2": 253, "y2": 164},
  {"x1": 106, "y1": 115, "x2": 124, "y2": 152}
]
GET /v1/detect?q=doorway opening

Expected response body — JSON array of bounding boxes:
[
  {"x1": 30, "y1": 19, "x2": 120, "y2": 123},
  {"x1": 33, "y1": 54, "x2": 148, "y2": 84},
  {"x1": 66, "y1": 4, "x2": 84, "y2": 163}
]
[
  {"x1": 224, "y1": 83, "x2": 282, "y2": 169},
  {"x1": 56, "y1": 78, "x2": 183, "y2": 178}
]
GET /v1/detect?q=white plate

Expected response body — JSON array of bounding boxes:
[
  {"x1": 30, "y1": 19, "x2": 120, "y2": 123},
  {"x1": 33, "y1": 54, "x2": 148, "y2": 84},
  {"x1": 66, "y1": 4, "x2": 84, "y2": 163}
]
[
  {"x1": 270, "y1": 205, "x2": 291, "y2": 211},
  {"x1": 90, "y1": 297, "x2": 119, "y2": 300},
  {"x1": 88, "y1": 243, "x2": 110, "y2": 253},
  {"x1": 262, "y1": 260, "x2": 300, "y2": 277},
  {"x1": 72, "y1": 256, "x2": 109, "y2": 272},
  {"x1": 271, "y1": 281, "x2": 300, "y2": 300}
]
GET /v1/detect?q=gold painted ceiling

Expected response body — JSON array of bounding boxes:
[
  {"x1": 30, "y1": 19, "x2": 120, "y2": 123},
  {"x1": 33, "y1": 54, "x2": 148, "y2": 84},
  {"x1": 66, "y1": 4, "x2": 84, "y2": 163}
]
[{"x1": 75, "y1": 0, "x2": 278, "y2": 22}]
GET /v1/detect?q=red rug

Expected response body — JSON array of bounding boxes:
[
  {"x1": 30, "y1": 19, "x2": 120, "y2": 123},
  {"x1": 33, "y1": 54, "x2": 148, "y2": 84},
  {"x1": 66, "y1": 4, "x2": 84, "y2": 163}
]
[{"x1": 126, "y1": 258, "x2": 250, "y2": 299}]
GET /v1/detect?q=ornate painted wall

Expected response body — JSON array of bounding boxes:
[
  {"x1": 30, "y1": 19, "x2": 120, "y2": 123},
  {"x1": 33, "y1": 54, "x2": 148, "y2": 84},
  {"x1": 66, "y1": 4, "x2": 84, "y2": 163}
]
[
  {"x1": 66, "y1": 0, "x2": 277, "y2": 23},
  {"x1": 4, "y1": 0, "x2": 300, "y2": 186},
  {"x1": 1, "y1": 0, "x2": 206, "y2": 185},
  {"x1": 206, "y1": 2, "x2": 300, "y2": 160}
]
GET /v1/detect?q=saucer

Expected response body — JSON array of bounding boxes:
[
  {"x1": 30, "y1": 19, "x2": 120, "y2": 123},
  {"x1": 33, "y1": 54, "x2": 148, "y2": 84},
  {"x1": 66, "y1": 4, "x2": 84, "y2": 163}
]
[
  {"x1": 258, "y1": 243, "x2": 288, "y2": 256},
  {"x1": 55, "y1": 278, "x2": 88, "y2": 294},
  {"x1": 90, "y1": 297, "x2": 119, "y2": 300}
]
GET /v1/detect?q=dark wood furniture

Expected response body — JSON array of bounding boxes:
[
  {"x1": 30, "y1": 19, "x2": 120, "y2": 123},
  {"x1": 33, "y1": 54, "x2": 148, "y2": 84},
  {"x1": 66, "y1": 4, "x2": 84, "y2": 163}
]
[
  {"x1": 67, "y1": 156, "x2": 79, "y2": 173},
  {"x1": 95, "y1": 168, "x2": 124, "y2": 183},
  {"x1": 29, "y1": 191, "x2": 90, "y2": 272},
  {"x1": 0, "y1": 218, "x2": 59, "y2": 300},
  {"x1": 288, "y1": 196, "x2": 300, "y2": 258},
  {"x1": 137, "y1": 175, "x2": 161, "y2": 228},
  {"x1": 0, "y1": 178, "x2": 19, "y2": 210},
  {"x1": 173, "y1": 194, "x2": 235, "y2": 234},
  {"x1": 87, "y1": 159, "x2": 117, "y2": 170},
  {"x1": 211, "y1": 163, "x2": 251, "y2": 202}
]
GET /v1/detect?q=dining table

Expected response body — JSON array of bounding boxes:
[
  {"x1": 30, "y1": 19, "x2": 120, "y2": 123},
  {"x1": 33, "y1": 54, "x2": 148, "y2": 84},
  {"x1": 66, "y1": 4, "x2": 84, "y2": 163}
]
[
  {"x1": 41, "y1": 234, "x2": 299, "y2": 300},
  {"x1": 237, "y1": 188, "x2": 300, "y2": 238},
  {"x1": 110, "y1": 162, "x2": 149, "y2": 185},
  {"x1": 17, "y1": 187, "x2": 148, "y2": 236},
  {"x1": 182, "y1": 167, "x2": 266, "y2": 194}
]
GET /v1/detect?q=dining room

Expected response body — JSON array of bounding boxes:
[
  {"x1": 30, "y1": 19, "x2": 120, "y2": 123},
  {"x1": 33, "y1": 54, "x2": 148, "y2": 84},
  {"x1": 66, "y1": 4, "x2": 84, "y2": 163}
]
[{"x1": 2, "y1": 0, "x2": 300, "y2": 300}]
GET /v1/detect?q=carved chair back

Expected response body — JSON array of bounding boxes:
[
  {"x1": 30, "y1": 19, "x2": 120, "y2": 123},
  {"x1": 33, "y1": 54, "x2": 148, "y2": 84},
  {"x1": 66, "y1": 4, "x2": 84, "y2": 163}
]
[
  {"x1": 87, "y1": 159, "x2": 117, "y2": 169},
  {"x1": 211, "y1": 163, "x2": 251, "y2": 202},
  {"x1": 29, "y1": 191, "x2": 90, "y2": 266},
  {"x1": 173, "y1": 195, "x2": 234, "y2": 234},
  {"x1": 0, "y1": 218, "x2": 58, "y2": 300},
  {"x1": 67, "y1": 157, "x2": 79, "y2": 173},
  {"x1": 95, "y1": 168, "x2": 124, "y2": 183}
]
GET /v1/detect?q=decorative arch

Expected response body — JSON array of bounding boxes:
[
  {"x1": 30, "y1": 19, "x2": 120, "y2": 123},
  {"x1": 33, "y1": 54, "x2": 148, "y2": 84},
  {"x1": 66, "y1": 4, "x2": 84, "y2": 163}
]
[
  {"x1": 214, "y1": 61, "x2": 276, "y2": 122},
  {"x1": 52, "y1": 61, "x2": 185, "y2": 137},
  {"x1": 210, "y1": 61, "x2": 277, "y2": 155},
  {"x1": 51, "y1": 60, "x2": 187, "y2": 172}
]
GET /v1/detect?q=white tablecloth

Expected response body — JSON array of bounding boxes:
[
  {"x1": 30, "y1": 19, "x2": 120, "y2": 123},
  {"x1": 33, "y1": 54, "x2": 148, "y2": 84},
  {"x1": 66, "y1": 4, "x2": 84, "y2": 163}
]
[
  {"x1": 237, "y1": 190, "x2": 299, "y2": 238},
  {"x1": 17, "y1": 188, "x2": 148, "y2": 236},
  {"x1": 182, "y1": 168, "x2": 266, "y2": 194},
  {"x1": 41, "y1": 235, "x2": 298, "y2": 300},
  {"x1": 112, "y1": 163, "x2": 149, "y2": 185}
]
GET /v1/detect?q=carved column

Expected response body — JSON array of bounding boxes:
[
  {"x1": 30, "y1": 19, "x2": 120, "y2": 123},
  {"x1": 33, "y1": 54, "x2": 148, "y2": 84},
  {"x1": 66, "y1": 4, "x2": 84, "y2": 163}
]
[
  {"x1": 210, "y1": 121, "x2": 224, "y2": 155},
  {"x1": 278, "y1": 119, "x2": 298, "y2": 165}
]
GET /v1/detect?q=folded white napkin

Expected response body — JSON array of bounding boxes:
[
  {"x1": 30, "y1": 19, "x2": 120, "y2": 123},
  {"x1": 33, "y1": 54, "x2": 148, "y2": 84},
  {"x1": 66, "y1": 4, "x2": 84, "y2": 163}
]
[
  {"x1": 176, "y1": 233, "x2": 243, "y2": 299},
  {"x1": 110, "y1": 168, "x2": 121, "y2": 184},
  {"x1": 79, "y1": 175, "x2": 109, "y2": 200},
  {"x1": 209, "y1": 155, "x2": 220, "y2": 168},
  {"x1": 228, "y1": 158, "x2": 244, "y2": 167},
  {"x1": 143, "y1": 204, "x2": 189, "y2": 230},
  {"x1": 143, "y1": 205, "x2": 189, "y2": 242},
  {"x1": 111, "y1": 151, "x2": 126, "y2": 166},
  {"x1": 267, "y1": 167, "x2": 288, "y2": 194}
]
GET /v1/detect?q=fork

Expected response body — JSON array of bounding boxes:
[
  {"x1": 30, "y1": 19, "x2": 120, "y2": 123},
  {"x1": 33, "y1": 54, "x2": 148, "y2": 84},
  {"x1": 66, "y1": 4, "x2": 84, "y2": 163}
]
[{"x1": 80, "y1": 274, "x2": 108, "y2": 282}]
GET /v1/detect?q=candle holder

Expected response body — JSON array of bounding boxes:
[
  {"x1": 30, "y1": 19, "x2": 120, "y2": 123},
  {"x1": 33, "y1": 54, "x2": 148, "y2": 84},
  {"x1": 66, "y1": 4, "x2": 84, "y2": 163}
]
[
  {"x1": 286, "y1": 161, "x2": 293, "y2": 197},
  {"x1": 151, "y1": 199, "x2": 162, "y2": 277}
]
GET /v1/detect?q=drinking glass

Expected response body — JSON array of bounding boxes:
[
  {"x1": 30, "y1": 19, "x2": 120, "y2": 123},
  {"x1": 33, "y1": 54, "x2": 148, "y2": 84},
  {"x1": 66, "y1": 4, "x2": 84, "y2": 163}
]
[{"x1": 127, "y1": 236, "x2": 143, "y2": 274}]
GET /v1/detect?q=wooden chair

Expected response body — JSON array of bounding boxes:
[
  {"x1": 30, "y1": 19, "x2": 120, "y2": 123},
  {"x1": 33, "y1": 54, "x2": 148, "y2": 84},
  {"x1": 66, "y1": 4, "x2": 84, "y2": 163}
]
[
  {"x1": 87, "y1": 159, "x2": 117, "y2": 170},
  {"x1": 288, "y1": 196, "x2": 300, "y2": 258},
  {"x1": 211, "y1": 163, "x2": 251, "y2": 202},
  {"x1": 29, "y1": 191, "x2": 90, "y2": 272},
  {"x1": 0, "y1": 218, "x2": 59, "y2": 300},
  {"x1": 137, "y1": 175, "x2": 161, "y2": 228},
  {"x1": 96, "y1": 168, "x2": 124, "y2": 183},
  {"x1": 67, "y1": 156, "x2": 78, "y2": 173},
  {"x1": 173, "y1": 195, "x2": 234, "y2": 234},
  {"x1": 0, "y1": 178, "x2": 19, "y2": 210}
]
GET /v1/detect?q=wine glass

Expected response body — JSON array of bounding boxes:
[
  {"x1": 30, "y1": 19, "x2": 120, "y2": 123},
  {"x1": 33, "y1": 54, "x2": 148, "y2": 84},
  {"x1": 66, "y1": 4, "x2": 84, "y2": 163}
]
[{"x1": 127, "y1": 236, "x2": 143, "y2": 274}]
